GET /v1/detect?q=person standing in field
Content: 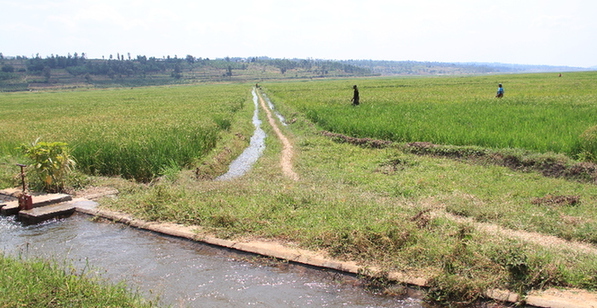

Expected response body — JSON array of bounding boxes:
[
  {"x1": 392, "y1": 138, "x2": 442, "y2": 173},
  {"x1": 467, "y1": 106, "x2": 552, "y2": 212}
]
[
  {"x1": 351, "y1": 85, "x2": 360, "y2": 105},
  {"x1": 495, "y1": 83, "x2": 504, "y2": 98}
]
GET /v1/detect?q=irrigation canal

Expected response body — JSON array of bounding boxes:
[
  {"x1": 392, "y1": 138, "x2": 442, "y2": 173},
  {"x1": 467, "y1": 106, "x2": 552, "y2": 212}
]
[{"x1": 0, "y1": 213, "x2": 425, "y2": 307}]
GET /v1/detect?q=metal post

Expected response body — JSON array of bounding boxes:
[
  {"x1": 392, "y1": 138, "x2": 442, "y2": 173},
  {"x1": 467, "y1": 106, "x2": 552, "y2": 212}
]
[
  {"x1": 17, "y1": 164, "x2": 27, "y2": 192},
  {"x1": 16, "y1": 163, "x2": 33, "y2": 211}
]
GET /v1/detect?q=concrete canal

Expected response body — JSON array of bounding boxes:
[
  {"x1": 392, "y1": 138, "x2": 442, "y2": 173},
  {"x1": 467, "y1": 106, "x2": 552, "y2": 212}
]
[{"x1": 0, "y1": 214, "x2": 425, "y2": 307}]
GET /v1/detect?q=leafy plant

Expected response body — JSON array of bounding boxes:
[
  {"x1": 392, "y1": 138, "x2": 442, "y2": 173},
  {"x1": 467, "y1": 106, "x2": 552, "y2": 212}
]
[{"x1": 20, "y1": 140, "x2": 76, "y2": 192}]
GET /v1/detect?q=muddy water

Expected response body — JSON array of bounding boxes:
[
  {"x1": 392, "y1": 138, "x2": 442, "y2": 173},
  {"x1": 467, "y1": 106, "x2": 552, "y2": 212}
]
[
  {"x1": 0, "y1": 214, "x2": 424, "y2": 307},
  {"x1": 215, "y1": 89, "x2": 266, "y2": 181},
  {"x1": 215, "y1": 89, "x2": 288, "y2": 181}
]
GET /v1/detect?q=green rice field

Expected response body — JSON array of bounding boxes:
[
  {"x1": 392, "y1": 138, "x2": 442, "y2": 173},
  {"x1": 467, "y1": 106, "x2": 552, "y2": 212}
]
[
  {"x1": 264, "y1": 72, "x2": 597, "y2": 157},
  {"x1": 0, "y1": 84, "x2": 250, "y2": 181},
  {"x1": 3, "y1": 72, "x2": 595, "y2": 183},
  {"x1": 2, "y1": 72, "x2": 597, "y2": 304}
]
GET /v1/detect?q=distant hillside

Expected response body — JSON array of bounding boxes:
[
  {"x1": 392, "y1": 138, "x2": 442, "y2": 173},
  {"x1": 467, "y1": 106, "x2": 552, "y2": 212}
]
[
  {"x1": 1, "y1": 52, "x2": 593, "y2": 92},
  {"x1": 343, "y1": 60, "x2": 591, "y2": 75},
  {"x1": 0, "y1": 54, "x2": 374, "y2": 92}
]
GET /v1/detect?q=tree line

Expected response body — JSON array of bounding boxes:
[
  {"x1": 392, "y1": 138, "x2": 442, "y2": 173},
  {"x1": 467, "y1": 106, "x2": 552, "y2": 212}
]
[{"x1": 0, "y1": 53, "x2": 372, "y2": 81}]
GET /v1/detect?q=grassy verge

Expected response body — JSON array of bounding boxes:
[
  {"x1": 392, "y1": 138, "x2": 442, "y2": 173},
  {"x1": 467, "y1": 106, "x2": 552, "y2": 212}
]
[{"x1": 0, "y1": 254, "x2": 153, "y2": 307}]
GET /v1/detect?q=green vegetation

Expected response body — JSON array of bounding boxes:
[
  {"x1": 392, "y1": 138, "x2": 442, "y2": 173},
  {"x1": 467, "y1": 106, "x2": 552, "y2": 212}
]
[
  {"x1": 0, "y1": 54, "x2": 373, "y2": 91},
  {"x1": 0, "y1": 84, "x2": 250, "y2": 182},
  {"x1": 0, "y1": 254, "x2": 153, "y2": 307},
  {"x1": 264, "y1": 72, "x2": 597, "y2": 158},
  {"x1": 2, "y1": 71, "x2": 597, "y2": 304},
  {"x1": 20, "y1": 140, "x2": 76, "y2": 192},
  {"x1": 102, "y1": 110, "x2": 597, "y2": 302}
]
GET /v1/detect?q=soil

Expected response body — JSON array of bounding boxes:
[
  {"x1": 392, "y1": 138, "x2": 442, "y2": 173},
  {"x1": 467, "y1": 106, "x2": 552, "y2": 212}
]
[
  {"x1": 441, "y1": 211, "x2": 597, "y2": 255},
  {"x1": 256, "y1": 90, "x2": 299, "y2": 181},
  {"x1": 74, "y1": 186, "x2": 119, "y2": 200}
]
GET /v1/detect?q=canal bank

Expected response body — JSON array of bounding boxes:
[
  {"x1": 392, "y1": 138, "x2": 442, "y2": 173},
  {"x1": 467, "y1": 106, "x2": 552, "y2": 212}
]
[
  {"x1": 3, "y1": 187, "x2": 596, "y2": 307},
  {"x1": 69, "y1": 191, "x2": 596, "y2": 308},
  {"x1": 0, "y1": 196, "x2": 424, "y2": 307}
]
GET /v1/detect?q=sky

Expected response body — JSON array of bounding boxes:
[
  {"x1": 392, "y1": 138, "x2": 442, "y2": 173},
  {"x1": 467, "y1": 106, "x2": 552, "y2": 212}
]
[{"x1": 1, "y1": 0, "x2": 596, "y2": 68}]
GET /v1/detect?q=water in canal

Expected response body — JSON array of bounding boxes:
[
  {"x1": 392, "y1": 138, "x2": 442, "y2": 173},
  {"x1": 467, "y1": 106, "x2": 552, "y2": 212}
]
[
  {"x1": 0, "y1": 214, "x2": 425, "y2": 307},
  {"x1": 215, "y1": 88, "x2": 266, "y2": 181}
]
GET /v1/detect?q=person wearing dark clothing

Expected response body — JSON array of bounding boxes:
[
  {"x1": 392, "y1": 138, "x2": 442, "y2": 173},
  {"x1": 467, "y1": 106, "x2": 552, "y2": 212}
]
[
  {"x1": 496, "y1": 83, "x2": 504, "y2": 98},
  {"x1": 351, "y1": 85, "x2": 360, "y2": 105}
]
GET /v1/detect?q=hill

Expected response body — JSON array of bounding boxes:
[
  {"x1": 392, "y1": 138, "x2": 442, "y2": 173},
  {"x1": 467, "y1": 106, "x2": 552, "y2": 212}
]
[
  {"x1": 0, "y1": 52, "x2": 592, "y2": 92},
  {"x1": 0, "y1": 54, "x2": 374, "y2": 92},
  {"x1": 343, "y1": 59, "x2": 591, "y2": 75}
]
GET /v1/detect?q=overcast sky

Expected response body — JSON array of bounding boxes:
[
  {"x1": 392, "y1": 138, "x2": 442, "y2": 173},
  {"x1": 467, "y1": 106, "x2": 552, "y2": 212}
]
[{"x1": 1, "y1": 0, "x2": 595, "y2": 67}]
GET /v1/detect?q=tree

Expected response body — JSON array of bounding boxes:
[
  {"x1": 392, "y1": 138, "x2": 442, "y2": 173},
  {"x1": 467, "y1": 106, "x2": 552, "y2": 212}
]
[
  {"x1": 172, "y1": 63, "x2": 182, "y2": 79},
  {"x1": 1, "y1": 65, "x2": 14, "y2": 73},
  {"x1": 43, "y1": 66, "x2": 51, "y2": 82}
]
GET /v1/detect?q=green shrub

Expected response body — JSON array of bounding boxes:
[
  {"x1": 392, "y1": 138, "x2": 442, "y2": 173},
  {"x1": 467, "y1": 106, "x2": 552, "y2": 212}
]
[{"x1": 20, "y1": 140, "x2": 76, "y2": 192}]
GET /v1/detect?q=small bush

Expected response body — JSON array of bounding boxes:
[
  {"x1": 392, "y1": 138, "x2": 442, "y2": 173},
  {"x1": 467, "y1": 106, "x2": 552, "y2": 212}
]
[{"x1": 19, "y1": 140, "x2": 76, "y2": 192}]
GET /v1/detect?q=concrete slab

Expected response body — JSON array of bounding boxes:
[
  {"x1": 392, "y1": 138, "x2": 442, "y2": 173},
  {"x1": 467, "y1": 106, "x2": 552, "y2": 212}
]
[
  {"x1": 70, "y1": 198, "x2": 99, "y2": 211},
  {"x1": 0, "y1": 188, "x2": 18, "y2": 208},
  {"x1": 18, "y1": 202, "x2": 76, "y2": 225},
  {"x1": 0, "y1": 188, "x2": 20, "y2": 196},
  {"x1": 526, "y1": 288, "x2": 597, "y2": 308},
  {"x1": 1, "y1": 193, "x2": 72, "y2": 215},
  {"x1": 1, "y1": 200, "x2": 20, "y2": 216}
]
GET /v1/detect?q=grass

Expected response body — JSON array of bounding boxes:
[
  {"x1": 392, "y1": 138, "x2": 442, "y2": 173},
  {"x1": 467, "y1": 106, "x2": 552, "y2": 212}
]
[
  {"x1": 263, "y1": 72, "x2": 597, "y2": 157},
  {"x1": 0, "y1": 84, "x2": 250, "y2": 182},
  {"x1": 0, "y1": 254, "x2": 153, "y2": 307},
  {"x1": 2, "y1": 72, "x2": 597, "y2": 304},
  {"x1": 98, "y1": 76, "x2": 597, "y2": 303},
  {"x1": 100, "y1": 120, "x2": 597, "y2": 302}
]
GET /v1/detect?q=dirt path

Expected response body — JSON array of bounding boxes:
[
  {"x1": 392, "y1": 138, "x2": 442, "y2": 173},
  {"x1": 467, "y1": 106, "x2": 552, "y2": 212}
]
[
  {"x1": 256, "y1": 89, "x2": 299, "y2": 181},
  {"x1": 439, "y1": 211, "x2": 597, "y2": 255}
]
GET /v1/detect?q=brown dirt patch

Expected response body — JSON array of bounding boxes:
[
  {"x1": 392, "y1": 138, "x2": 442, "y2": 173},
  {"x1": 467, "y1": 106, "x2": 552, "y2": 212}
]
[
  {"x1": 321, "y1": 131, "x2": 393, "y2": 148},
  {"x1": 531, "y1": 194, "x2": 581, "y2": 207},
  {"x1": 257, "y1": 90, "x2": 299, "y2": 181}
]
